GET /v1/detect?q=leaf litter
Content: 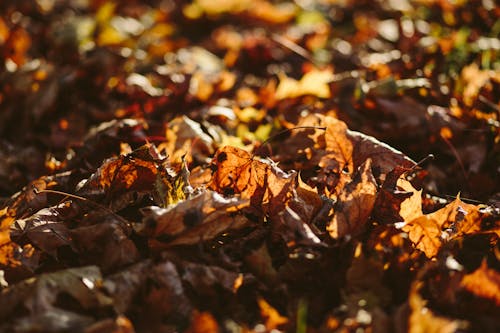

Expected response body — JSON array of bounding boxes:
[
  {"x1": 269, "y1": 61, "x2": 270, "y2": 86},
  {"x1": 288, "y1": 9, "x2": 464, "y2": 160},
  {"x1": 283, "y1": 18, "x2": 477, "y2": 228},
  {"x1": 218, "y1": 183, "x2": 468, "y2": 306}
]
[{"x1": 0, "y1": 0, "x2": 499, "y2": 332}]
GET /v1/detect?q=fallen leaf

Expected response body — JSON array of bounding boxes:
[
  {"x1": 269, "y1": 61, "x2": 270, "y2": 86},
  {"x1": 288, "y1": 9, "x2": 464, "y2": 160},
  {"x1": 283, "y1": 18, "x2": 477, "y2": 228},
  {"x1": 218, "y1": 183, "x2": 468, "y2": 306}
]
[
  {"x1": 140, "y1": 190, "x2": 251, "y2": 248},
  {"x1": 275, "y1": 68, "x2": 334, "y2": 99},
  {"x1": 258, "y1": 297, "x2": 288, "y2": 330},
  {"x1": 460, "y1": 260, "x2": 500, "y2": 307},
  {"x1": 209, "y1": 146, "x2": 295, "y2": 215},
  {"x1": 10, "y1": 204, "x2": 73, "y2": 259},
  {"x1": 70, "y1": 219, "x2": 140, "y2": 272},
  {"x1": 408, "y1": 280, "x2": 468, "y2": 333},
  {"x1": 327, "y1": 159, "x2": 377, "y2": 239},
  {"x1": 0, "y1": 266, "x2": 112, "y2": 327},
  {"x1": 402, "y1": 196, "x2": 485, "y2": 258},
  {"x1": 186, "y1": 311, "x2": 219, "y2": 333}
]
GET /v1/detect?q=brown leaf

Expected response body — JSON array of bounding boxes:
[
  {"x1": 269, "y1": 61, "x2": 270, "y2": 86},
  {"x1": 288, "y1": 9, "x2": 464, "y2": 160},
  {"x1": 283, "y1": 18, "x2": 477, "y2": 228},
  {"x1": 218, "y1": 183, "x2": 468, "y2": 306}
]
[
  {"x1": 402, "y1": 196, "x2": 484, "y2": 258},
  {"x1": 0, "y1": 266, "x2": 112, "y2": 326},
  {"x1": 327, "y1": 159, "x2": 377, "y2": 239},
  {"x1": 276, "y1": 205, "x2": 322, "y2": 247},
  {"x1": 77, "y1": 144, "x2": 160, "y2": 202},
  {"x1": 10, "y1": 204, "x2": 74, "y2": 259},
  {"x1": 344, "y1": 245, "x2": 392, "y2": 309},
  {"x1": 280, "y1": 114, "x2": 414, "y2": 194},
  {"x1": 140, "y1": 190, "x2": 251, "y2": 248},
  {"x1": 244, "y1": 242, "x2": 279, "y2": 286},
  {"x1": 70, "y1": 220, "x2": 140, "y2": 272},
  {"x1": 209, "y1": 146, "x2": 295, "y2": 215},
  {"x1": 408, "y1": 280, "x2": 468, "y2": 333},
  {"x1": 103, "y1": 261, "x2": 151, "y2": 314},
  {"x1": 181, "y1": 261, "x2": 242, "y2": 294},
  {"x1": 137, "y1": 261, "x2": 192, "y2": 330}
]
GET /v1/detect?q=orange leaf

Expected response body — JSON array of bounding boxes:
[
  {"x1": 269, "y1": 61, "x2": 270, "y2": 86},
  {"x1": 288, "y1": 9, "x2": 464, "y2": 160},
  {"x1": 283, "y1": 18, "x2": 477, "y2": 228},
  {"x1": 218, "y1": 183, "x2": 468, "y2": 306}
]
[
  {"x1": 402, "y1": 196, "x2": 483, "y2": 258},
  {"x1": 258, "y1": 297, "x2": 288, "y2": 330},
  {"x1": 460, "y1": 260, "x2": 500, "y2": 306},
  {"x1": 186, "y1": 311, "x2": 219, "y2": 333},
  {"x1": 209, "y1": 146, "x2": 295, "y2": 215},
  {"x1": 408, "y1": 280, "x2": 468, "y2": 333}
]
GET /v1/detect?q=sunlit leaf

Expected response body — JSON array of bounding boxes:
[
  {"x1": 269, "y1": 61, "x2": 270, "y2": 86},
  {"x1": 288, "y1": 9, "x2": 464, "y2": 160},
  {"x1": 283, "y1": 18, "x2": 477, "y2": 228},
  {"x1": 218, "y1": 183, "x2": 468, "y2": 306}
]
[{"x1": 327, "y1": 159, "x2": 377, "y2": 239}]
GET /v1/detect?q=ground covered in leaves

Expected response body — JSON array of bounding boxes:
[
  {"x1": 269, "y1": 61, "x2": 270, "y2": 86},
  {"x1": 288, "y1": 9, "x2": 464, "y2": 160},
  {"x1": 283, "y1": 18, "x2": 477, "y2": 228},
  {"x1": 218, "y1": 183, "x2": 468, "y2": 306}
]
[{"x1": 1, "y1": 0, "x2": 499, "y2": 332}]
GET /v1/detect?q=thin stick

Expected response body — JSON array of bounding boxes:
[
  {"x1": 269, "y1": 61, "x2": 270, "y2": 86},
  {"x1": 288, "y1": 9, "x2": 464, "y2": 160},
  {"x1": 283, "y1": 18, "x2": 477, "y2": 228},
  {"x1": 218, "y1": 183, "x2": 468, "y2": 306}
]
[{"x1": 271, "y1": 33, "x2": 317, "y2": 65}]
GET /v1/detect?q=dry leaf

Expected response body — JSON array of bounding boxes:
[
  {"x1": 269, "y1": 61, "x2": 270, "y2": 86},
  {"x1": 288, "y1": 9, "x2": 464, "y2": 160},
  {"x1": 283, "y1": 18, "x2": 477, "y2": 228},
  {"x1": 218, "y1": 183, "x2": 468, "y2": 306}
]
[
  {"x1": 140, "y1": 190, "x2": 251, "y2": 247},
  {"x1": 258, "y1": 297, "x2": 288, "y2": 330},
  {"x1": 460, "y1": 260, "x2": 500, "y2": 307},
  {"x1": 408, "y1": 280, "x2": 468, "y2": 333},
  {"x1": 327, "y1": 159, "x2": 377, "y2": 239},
  {"x1": 402, "y1": 196, "x2": 484, "y2": 258},
  {"x1": 209, "y1": 146, "x2": 295, "y2": 215}
]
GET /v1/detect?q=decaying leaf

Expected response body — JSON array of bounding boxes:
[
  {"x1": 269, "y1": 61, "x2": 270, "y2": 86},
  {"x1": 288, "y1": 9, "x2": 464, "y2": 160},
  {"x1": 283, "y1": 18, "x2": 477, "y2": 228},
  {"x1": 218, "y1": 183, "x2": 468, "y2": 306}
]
[
  {"x1": 327, "y1": 159, "x2": 377, "y2": 239},
  {"x1": 70, "y1": 219, "x2": 140, "y2": 272},
  {"x1": 77, "y1": 144, "x2": 160, "y2": 198},
  {"x1": 1, "y1": 1, "x2": 499, "y2": 332},
  {"x1": 0, "y1": 266, "x2": 113, "y2": 332},
  {"x1": 140, "y1": 190, "x2": 251, "y2": 247}
]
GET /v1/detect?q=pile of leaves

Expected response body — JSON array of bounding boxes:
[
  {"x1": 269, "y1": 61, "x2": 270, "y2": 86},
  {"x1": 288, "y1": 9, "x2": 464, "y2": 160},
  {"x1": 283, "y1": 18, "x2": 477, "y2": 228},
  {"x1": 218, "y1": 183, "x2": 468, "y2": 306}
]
[{"x1": 1, "y1": 0, "x2": 499, "y2": 332}]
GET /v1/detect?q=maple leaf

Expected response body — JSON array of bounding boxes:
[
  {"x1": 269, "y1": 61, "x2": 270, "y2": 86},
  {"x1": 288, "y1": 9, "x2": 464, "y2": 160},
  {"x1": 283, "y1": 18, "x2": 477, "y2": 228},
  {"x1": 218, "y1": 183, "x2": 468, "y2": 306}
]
[
  {"x1": 208, "y1": 146, "x2": 295, "y2": 215},
  {"x1": 78, "y1": 144, "x2": 159, "y2": 196},
  {"x1": 327, "y1": 159, "x2": 378, "y2": 239},
  {"x1": 280, "y1": 114, "x2": 415, "y2": 195},
  {"x1": 401, "y1": 196, "x2": 487, "y2": 258},
  {"x1": 160, "y1": 115, "x2": 215, "y2": 166}
]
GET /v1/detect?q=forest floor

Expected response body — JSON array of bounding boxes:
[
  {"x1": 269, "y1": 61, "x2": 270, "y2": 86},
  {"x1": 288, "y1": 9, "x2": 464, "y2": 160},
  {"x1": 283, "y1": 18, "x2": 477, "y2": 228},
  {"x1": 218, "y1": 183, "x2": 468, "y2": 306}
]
[{"x1": 0, "y1": 1, "x2": 499, "y2": 332}]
